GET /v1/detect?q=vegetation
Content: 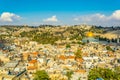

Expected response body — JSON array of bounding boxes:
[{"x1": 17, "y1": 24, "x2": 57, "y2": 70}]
[
  {"x1": 114, "y1": 66, "x2": 120, "y2": 79},
  {"x1": 88, "y1": 67, "x2": 120, "y2": 80},
  {"x1": 2, "y1": 24, "x2": 106, "y2": 45},
  {"x1": 20, "y1": 30, "x2": 59, "y2": 44},
  {"x1": 74, "y1": 49, "x2": 82, "y2": 59},
  {"x1": 106, "y1": 46, "x2": 113, "y2": 52},
  {"x1": 89, "y1": 26, "x2": 104, "y2": 34},
  {"x1": 0, "y1": 59, "x2": 4, "y2": 67},
  {"x1": 66, "y1": 44, "x2": 71, "y2": 48},
  {"x1": 33, "y1": 70, "x2": 50, "y2": 80},
  {"x1": 19, "y1": 26, "x2": 88, "y2": 44},
  {"x1": 65, "y1": 70, "x2": 73, "y2": 80}
]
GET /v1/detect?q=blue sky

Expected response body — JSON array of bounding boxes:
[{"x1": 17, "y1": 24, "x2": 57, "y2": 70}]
[{"x1": 0, "y1": 0, "x2": 120, "y2": 26}]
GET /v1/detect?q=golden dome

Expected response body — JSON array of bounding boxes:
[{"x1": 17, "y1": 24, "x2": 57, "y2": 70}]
[{"x1": 86, "y1": 32, "x2": 94, "y2": 37}]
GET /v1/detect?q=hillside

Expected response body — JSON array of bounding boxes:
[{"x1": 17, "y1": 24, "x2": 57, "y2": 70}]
[{"x1": 99, "y1": 30, "x2": 120, "y2": 39}]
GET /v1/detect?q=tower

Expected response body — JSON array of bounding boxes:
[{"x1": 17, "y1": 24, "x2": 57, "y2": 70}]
[{"x1": 117, "y1": 34, "x2": 119, "y2": 44}]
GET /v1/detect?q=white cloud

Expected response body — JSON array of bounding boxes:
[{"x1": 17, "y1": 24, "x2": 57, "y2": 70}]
[
  {"x1": 73, "y1": 10, "x2": 120, "y2": 26},
  {"x1": 111, "y1": 10, "x2": 120, "y2": 20},
  {"x1": 43, "y1": 15, "x2": 58, "y2": 22},
  {"x1": 74, "y1": 17, "x2": 79, "y2": 21},
  {"x1": 0, "y1": 12, "x2": 21, "y2": 22},
  {"x1": 74, "y1": 13, "x2": 106, "y2": 22}
]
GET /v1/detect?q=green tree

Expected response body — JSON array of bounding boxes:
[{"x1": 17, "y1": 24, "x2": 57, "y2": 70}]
[
  {"x1": 74, "y1": 49, "x2": 82, "y2": 59},
  {"x1": 66, "y1": 70, "x2": 73, "y2": 80},
  {"x1": 66, "y1": 44, "x2": 71, "y2": 49},
  {"x1": 78, "y1": 77, "x2": 81, "y2": 80},
  {"x1": 106, "y1": 46, "x2": 113, "y2": 52},
  {"x1": 33, "y1": 70, "x2": 50, "y2": 80},
  {"x1": 88, "y1": 68, "x2": 115, "y2": 80},
  {"x1": 114, "y1": 66, "x2": 120, "y2": 79}
]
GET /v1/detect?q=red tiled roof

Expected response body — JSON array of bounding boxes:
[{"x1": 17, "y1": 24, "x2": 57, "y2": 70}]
[
  {"x1": 27, "y1": 66, "x2": 37, "y2": 70},
  {"x1": 29, "y1": 60, "x2": 37, "y2": 64},
  {"x1": 67, "y1": 56, "x2": 75, "y2": 59},
  {"x1": 32, "y1": 52, "x2": 39, "y2": 56},
  {"x1": 76, "y1": 58, "x2": 84, "y2": 63},
  {"x1": 59, "y1": 55, "x2": 66, "y2": 60}
]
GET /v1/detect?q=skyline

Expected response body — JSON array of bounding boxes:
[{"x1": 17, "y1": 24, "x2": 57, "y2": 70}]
[{"x1": 0, "y1": 0, "x2": 120, "y2": 26}]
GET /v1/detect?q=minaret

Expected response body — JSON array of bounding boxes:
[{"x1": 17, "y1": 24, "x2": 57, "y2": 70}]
[{"x1": 117, "y1": 34, "x2": 119, "y2": 44}]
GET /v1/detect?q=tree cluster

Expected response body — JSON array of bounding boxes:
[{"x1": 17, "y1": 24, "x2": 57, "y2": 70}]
[{"x1": 88, "y1": 67, "x2": 120, "y2": 80}]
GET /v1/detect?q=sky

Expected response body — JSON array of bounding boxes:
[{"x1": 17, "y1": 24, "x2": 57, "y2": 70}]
[{"x1": 0, "y1": 0, "x2": 120, "y2": 26}]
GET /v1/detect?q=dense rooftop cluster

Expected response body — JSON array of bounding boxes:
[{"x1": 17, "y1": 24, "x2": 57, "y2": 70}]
[{"x1": 0, "y1": 25, "x2": 120, "y2": 80}]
